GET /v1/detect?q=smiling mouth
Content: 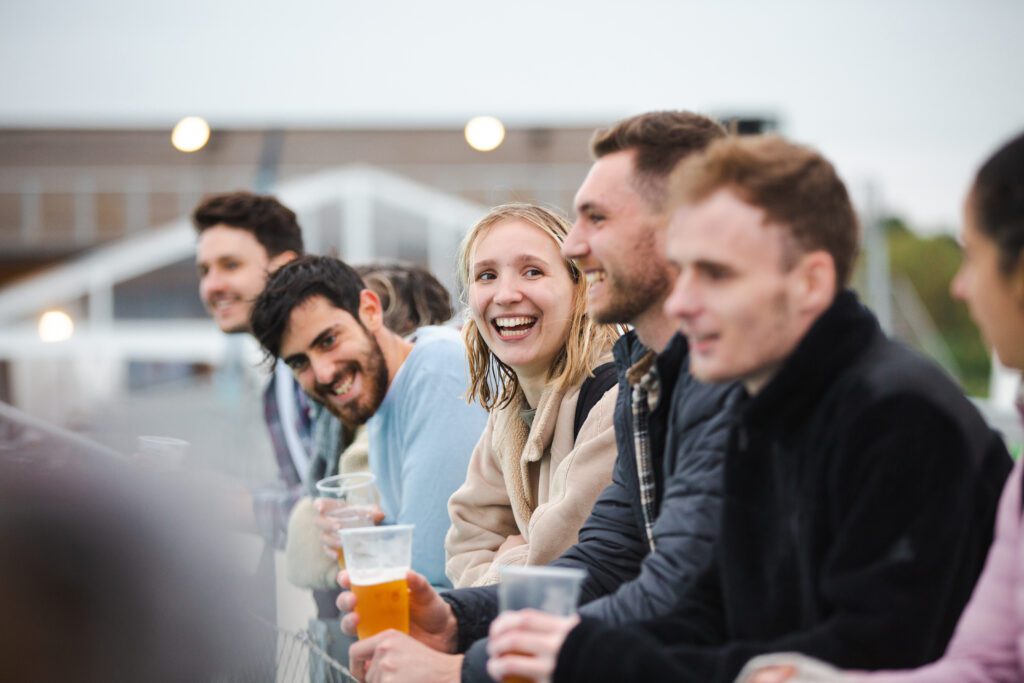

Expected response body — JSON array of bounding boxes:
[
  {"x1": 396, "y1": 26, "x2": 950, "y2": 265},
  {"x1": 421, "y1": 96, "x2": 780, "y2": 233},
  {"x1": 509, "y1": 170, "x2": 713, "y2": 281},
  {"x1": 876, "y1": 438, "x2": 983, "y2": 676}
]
[
  {"x1": 585, "y1": 271, "x2": 607, "y2": 287},
  {"x1": 688, "y1": 332, "x2": 719, "y2": 352},
  {"x1": 208, "y1": 296, "x2": 239, "y2": 313},
  {"x1": 332, "y1": 374, "x2": 355, "y2": 397},
  {"x1": 492, "y1": 316, "x2": 538, "y2": 340}
]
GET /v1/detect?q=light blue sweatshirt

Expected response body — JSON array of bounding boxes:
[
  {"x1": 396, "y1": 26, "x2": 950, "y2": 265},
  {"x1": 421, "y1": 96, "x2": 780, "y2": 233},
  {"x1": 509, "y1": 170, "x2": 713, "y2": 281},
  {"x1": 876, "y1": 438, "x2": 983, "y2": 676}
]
[{"x1": 367, "y1": 326, "x2": 487, "y2": 588}]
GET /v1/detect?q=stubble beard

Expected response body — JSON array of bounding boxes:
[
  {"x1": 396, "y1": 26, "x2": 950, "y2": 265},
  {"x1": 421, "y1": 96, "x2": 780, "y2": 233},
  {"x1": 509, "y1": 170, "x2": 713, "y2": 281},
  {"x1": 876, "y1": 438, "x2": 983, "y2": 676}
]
[{"x1": 591, "y1": 260, "x2": 673, "y2": 326}]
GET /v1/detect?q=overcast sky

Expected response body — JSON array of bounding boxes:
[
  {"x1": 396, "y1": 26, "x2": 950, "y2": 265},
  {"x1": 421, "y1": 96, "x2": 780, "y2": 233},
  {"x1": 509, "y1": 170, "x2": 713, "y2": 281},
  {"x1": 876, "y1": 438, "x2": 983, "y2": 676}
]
[{"x1": 2, "y1": 0, "x2": 1022, "y2": 231}]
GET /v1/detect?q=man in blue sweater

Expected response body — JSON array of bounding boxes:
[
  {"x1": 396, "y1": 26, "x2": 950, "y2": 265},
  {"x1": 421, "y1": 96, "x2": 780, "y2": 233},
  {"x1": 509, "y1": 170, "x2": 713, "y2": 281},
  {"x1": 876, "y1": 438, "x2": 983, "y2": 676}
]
[{"x1": 249, "y1": 255, "x2": 487, "y2": 588}]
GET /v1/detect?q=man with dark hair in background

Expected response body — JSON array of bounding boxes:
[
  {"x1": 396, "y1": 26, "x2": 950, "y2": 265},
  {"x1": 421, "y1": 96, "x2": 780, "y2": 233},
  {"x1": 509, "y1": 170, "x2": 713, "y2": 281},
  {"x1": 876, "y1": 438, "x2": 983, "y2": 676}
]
[
  {"x1": 193, "y1": 191, "x2": 319, "y2": 551},
  {"x1": 338, "y1": 111, "x2": 741, "y2": 683},
  {"x1": 193, "y1": 190, "x2": 371, "y2": 655}
]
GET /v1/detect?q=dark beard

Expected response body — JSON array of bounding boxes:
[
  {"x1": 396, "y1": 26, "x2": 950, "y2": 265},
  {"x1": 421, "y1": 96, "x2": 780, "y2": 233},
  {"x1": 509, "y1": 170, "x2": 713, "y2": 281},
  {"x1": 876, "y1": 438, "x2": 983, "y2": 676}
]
[{"x1": 314, "y1": 336, "x2": 390, "y2": 426}]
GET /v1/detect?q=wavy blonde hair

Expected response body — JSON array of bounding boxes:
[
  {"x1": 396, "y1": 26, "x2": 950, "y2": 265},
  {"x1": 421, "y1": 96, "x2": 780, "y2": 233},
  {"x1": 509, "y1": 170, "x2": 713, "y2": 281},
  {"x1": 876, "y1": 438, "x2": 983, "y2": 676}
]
[{"x1": 457, "y1": 203, "x2": 622, "y2": 410}]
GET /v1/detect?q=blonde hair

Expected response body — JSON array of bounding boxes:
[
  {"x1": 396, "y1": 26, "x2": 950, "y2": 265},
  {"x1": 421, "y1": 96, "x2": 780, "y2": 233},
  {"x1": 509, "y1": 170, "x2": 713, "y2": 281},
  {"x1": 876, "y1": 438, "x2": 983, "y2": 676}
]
[{"x1": 457, "y1": 203, "x2": 622, "y2": 410}]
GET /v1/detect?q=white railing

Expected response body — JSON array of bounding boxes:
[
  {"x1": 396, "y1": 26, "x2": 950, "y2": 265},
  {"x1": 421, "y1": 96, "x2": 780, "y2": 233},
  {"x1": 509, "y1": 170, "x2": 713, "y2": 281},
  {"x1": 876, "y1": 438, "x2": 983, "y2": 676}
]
[
  {"x1": 0, "y1": 164, "x2": 487, "y2": 329},
  {"x1": 0, "y1": 162, "x2": 589, "y2": 252}
]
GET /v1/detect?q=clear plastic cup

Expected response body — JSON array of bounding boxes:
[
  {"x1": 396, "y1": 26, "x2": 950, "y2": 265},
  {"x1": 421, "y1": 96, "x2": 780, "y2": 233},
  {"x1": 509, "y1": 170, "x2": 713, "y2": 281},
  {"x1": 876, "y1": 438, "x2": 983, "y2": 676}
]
[
  {"x1": 339, "y1": 524, "x2": 413, "y2": 639},
  {"x1": 314, "y1": 473, "x2": 378, "y2": 568},
  {"x1": 498, "y1": 565, "x2": 586, "y2": 615},
  {"x1": 498, "y1": 566, "x2": 587, "y2": 683}
]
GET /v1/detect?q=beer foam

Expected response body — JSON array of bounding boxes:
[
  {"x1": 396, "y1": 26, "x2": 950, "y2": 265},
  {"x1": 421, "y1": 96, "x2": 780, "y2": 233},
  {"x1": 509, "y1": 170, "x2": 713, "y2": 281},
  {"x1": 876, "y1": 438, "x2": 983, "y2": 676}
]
[{"x1": 350, "y1": 567, "x2": 407, "y2": 586}]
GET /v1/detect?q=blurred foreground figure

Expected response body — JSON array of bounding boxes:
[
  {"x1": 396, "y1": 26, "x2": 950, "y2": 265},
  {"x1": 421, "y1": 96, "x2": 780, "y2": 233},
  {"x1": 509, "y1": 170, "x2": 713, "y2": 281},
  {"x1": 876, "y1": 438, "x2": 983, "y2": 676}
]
[
  {"x1": 0, "y1": 456, "x2": 257, "y2": 683},
  {"x1": 739, "y1": 131, "x2": 1024, "y2": 683}
]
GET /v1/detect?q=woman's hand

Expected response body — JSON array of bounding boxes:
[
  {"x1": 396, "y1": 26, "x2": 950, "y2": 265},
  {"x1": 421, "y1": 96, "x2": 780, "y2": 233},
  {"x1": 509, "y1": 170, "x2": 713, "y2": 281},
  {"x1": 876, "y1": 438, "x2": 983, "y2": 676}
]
[{"x1": 735, "y1": 654, "x2": 847, "y2": 682}]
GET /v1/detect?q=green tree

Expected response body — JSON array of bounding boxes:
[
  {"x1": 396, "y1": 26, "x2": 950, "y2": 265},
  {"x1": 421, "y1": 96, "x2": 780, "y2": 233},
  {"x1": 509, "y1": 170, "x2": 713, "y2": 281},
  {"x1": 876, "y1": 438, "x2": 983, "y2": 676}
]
[{"x1": 882, "y1": 218, "x2": 990, "y2": 396}]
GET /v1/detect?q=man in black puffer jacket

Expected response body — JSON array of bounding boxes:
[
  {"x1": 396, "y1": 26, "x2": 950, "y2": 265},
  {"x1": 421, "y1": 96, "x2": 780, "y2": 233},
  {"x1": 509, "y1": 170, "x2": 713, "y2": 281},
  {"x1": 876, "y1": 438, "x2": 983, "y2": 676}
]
[
  {"x1": 449, "y1": 332, "x2": 739, "y2": 680},
  {"x1": 486, "y1": 136, "x2": 1012, "y2": 683},
  {"x1": 339, "y1": 111, "x2": 742, "y2": 683}
]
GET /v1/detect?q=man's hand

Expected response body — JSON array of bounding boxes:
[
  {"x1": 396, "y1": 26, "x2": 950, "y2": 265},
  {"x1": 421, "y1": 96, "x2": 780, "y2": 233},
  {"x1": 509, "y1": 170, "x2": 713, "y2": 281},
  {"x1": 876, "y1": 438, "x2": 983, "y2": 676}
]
[
  {"x1": 349, "y1": 629, "x2": 464, "y2": 683},
  {"x1": 336, "y1": 569, "x2": 459, "y2": 653},
  {"x1": 486, "y1": 610, "x2": 579, "y2": 683},
  {"x1": 313, "y1": 499, "x2": 385, "y2": 559}
]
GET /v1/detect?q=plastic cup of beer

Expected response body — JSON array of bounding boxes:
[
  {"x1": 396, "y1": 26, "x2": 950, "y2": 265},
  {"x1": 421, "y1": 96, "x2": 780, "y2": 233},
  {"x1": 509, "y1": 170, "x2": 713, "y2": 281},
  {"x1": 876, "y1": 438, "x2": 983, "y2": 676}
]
[
  {"x1": 497, "y1": 566, "x2": 587, "y2": 683},
  {"x1": 339, "y1": 524, "x2": 413, "y2": 639},
  {"x1": 315, "y1": 473, "x2": 378, "y2": 568}
]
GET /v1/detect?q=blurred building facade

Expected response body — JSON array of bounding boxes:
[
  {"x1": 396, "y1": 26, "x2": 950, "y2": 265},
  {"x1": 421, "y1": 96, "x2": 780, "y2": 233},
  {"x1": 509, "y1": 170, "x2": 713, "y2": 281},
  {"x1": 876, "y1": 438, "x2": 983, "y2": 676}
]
[
  {"x1": 0, "y1": 125, "x2": 599, "y2": 460},
  {"x1": 2, "y1": 121, "x2": 1017, "y2": 460}
]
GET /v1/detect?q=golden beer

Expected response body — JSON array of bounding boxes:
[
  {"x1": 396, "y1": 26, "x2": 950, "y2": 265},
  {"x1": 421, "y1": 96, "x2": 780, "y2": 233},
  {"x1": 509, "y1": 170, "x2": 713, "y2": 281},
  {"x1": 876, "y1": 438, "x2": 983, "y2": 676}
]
[
  {"x1": 502, "y1": 653, "x2": 534, "y2": 683},
  {"x1": 352, "y1": 576, "x2": 410, "y2": 639}
]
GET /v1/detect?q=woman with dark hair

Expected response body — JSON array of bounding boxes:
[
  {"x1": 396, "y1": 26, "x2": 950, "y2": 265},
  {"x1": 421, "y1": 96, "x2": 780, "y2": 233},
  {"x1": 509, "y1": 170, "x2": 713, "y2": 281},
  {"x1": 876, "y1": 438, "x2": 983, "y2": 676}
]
[{"x1": 739, "y1": 130, "x2": 1024, "y2": 682}]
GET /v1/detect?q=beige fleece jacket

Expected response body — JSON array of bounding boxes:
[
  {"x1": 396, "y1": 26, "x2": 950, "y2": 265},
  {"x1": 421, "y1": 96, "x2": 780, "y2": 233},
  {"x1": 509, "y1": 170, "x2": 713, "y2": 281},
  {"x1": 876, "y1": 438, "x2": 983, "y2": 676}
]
[{"x1": 444, "y1": 378, "x2": 618, "y2": 588}]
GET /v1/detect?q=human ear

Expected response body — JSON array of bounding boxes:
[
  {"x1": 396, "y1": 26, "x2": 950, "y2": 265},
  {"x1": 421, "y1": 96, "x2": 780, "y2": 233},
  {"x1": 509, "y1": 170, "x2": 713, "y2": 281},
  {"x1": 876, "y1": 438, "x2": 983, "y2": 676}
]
[
  {"x1": 267, "y1": 250, "x2": 299, "y2": 274},
  {"x1": 357, "y1": 289, "x2": 384, "y2": 331},
  {"x1": 793, "y1": 251, "x2": 837, "y2": 315}
]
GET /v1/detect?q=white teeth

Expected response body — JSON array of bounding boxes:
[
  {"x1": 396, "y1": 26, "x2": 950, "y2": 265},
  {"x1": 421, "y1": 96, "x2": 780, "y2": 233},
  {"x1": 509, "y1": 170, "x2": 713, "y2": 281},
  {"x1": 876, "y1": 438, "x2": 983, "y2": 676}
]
[
  {"x1": 494, "y1": 317, "x2": 536, "y2": 328},
  {"x1": 585, "y1": 271, "x2": 606, "y2": 286},
  {"x1": 333, "y1": 376, "x2": 354, "y2": 396},
  {"x1": 210, "y1": 297, "x2": 236, "y2": 310}
]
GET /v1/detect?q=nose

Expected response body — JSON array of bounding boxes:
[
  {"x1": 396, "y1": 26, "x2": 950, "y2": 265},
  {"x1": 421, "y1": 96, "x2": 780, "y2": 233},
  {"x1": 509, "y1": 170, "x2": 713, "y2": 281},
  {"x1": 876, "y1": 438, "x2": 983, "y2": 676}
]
[
  {"x1": 949, "y1": 264, "x2": 967, "y2": 301},
  {"x1": 310, "y1": 354, "x2": 336, "y2": 386},
  {"x1": 199, "y1": 270, "x2": 226, "y2": 303},
  {"x1": 493, "y1": 275, "x2": 523, "y2": 306},
  {"x1": 562, "y1": 220, "x2": 589, "y2": 260},
  {"x1": 664, "y1": 269, "x2": 699, "y2": 322}
]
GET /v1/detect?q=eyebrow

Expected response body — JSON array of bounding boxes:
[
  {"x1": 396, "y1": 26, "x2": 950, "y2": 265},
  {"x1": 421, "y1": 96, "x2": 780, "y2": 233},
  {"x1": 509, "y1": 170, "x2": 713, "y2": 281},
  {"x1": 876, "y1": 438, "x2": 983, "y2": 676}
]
[
  {"x1": 282, "y1": 325, "x2": 337, "y2": 365},
  {"x1": 692, "y1": 258, "x2": 737, "y2": 275},
  {"x1": 309, "y1": 326, "x2": 337, "y2": 350},
  {"x1": 196, "y1": 254, "x2": 237, "y2": 267},
  {"x1": 474, "y1": 254, "x2": 555, "y2": 270}
]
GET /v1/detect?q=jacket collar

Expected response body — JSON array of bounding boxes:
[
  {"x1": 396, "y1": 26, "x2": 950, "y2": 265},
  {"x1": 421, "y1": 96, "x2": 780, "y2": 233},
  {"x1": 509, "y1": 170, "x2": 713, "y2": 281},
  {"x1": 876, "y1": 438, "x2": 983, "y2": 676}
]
[
  {"x1": 612, "y1": 328, "x2": 648, "y2": 371},
  {"x1": 491, "y1": 384, "x2": 565, "y2": 515},
  {"x1": 741, "y1": 289, "x2": 882, "y2": 432},
  {"x1": 612, "y1": 329, "x2": 690, "y2": 387}
]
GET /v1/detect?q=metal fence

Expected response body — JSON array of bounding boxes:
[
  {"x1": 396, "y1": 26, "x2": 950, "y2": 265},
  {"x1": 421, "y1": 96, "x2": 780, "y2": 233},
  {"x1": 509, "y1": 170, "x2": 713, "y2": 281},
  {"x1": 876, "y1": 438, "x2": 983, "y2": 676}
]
[{"x1": 237, "y1": 615, "x2": 357, "y2": 683}]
